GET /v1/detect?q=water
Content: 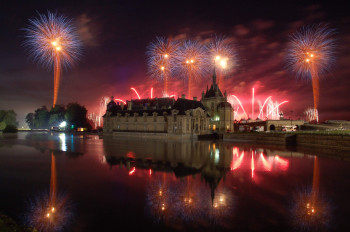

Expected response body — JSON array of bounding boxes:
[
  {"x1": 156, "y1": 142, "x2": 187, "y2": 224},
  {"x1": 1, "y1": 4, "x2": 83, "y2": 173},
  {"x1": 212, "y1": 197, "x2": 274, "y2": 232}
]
[{"x1": 0, "y1": 132, "x2": 350, "y2": 232}]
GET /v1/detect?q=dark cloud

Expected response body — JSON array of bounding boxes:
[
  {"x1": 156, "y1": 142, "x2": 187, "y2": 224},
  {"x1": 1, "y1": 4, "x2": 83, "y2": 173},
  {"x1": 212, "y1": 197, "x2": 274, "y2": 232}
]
[
  {"x1": 233, "y1": 24, "x2": 250, "y2": 36},
  {"x1": 252, "y1": 19, "x2": 275, "y2": 30},
  {"x1": 76, "y1": 13, "x2": 99, "y2": 47}
]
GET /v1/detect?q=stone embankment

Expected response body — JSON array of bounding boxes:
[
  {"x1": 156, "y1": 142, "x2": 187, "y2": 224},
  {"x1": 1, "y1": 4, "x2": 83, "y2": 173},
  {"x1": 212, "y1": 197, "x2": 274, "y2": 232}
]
[
  {"x1": 111, "y1": 131, "x2": 195, "y2": 140},
  {"x1": 224, "y1": 133, "x2": 350, "y2": 151}
]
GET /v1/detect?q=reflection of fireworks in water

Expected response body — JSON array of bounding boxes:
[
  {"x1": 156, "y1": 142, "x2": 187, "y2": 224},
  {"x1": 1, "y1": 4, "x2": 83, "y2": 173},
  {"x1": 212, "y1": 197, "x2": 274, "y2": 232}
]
[
  {"x1": 146, "y1": 180, "x2": 175, "y2": 224},
  {"x1": 230, "y1": 148, "x2": 290, "y2": 178},
  {"x1": 304, "y1": 107, "x2": 319, "y2": 123},
  {"x1": 147, "y1": 37, "x2": 178, "y2": 96},
  {"x1": 207, "y1": 188, "x2": 234, "y2": 225},
  {"x1": 146, "y1": 178, "x2": 234, "y2": 227},
  {"x1": 175, "y1": 39, "x2": 207, "y2": 98},
  {"x1": 25, "y1": 192, "x2": 73, "y2": 232},
  {"x1": 286, "y1": 24, "x2": 336, "y2": 121},
  {"x1": 172, "y1": 180, "x2": 207, "y2": 223},
  {"x1": 291, "y1": 189, "x2": 331, "y2": 231},
  {"x1": 23, "y1": 12, "x2": 81, "y2": 107}
]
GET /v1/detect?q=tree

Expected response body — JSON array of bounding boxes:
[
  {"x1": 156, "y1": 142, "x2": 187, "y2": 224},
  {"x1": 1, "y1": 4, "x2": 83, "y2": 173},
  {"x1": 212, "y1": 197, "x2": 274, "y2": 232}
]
[
  {"x1": 3, "y1": 124, "x2": 18, "y2": 133},
  {"x1": 34, "y1": 106, "x2": 50, "y2": 129},
  {"x1": 49, "y1": 105, "x2": 65, "y2": 127},
  {"x1": 0, "y1": 121, "x2": 6, "y2": 131},
  {"x1": 25, "y1": 113, "x2": 35, "y2": 129},
  {"x1": 0, "y1": 110, "x2": 17, "y2": 127},
  {"x1": 65, "y1": 103, "x2": 89, "y2": 129}
]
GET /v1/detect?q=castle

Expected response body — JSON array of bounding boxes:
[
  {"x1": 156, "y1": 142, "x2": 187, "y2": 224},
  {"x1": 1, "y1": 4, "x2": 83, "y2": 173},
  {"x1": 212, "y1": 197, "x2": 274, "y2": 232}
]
[{"x1": 103, "y1": 71, "x2": 233, "y2": 135}]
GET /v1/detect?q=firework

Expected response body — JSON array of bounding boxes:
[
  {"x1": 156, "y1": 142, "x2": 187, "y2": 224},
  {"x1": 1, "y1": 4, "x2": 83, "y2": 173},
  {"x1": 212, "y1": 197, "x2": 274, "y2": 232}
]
[
  {"x1": 229, "y1": 95, "x2": 248, "y2": 120},
  {"x1": 286, "y1": 24, "x2": 336, "y2": 121},
  {"x1": 147, "y1": 37, "x2": 178, "y2": 96},
  {"x1": 229, "y1": 94, "x2": 288, "y2": 121},
  {"x1": 130, "y1": 87, "x2": 141, "y2": 99},
  {"x1": 175, "y1": 39, "x2": 207, "y2": 98},
  {"x1": 24, "y1": 11, "x2": 81, "y2": 107},
  {"x1": 266, "y1": 100, "x2": 288, "y2": 118},
  {"x1": 257, "y1": 96, "x2": 272, "y2": 119},
  {"x1": 97, "y1": 96, "x2": 110, "y2": 127},
  {"x1": 206, "y1": 35, "x2": 237, "y2": 90},
  {"x1": 304, "y1": 107, "x2": 319, "y2": 123}
]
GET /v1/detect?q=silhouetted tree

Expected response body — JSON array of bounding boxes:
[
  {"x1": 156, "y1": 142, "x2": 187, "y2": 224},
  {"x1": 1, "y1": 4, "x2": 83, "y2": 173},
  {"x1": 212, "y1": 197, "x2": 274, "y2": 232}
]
[
  {"x1": 25, "y1": 113, "x2": 35, "y2": 129},
  {"x1": 0, "y1": 110, "x2": 17, "y2": 127},
  {"x1": 26, "y1": 103, "x2": 92, "y2": 130},
  {"x1": 65, "y1": 103, "x2": 90, "y2": 129},
  {"x1": 49, "y1": 105, "x2": 66, "y2": 127},
  {"x1": 34, "y1": 106, "x2": 50, "y2": 129},
  {"x1": 0, "y1": 110, "x2": 18, "y2": 131}
]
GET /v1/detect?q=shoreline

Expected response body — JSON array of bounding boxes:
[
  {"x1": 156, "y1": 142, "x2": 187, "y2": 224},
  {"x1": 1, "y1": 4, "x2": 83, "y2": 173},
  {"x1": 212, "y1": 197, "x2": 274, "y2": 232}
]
[{"x1": 3, "y1": 131, "x2": 350, "y2": 158}]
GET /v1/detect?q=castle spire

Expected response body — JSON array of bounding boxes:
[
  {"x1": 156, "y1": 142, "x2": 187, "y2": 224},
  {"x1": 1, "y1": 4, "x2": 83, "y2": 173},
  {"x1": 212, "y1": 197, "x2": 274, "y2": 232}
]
[{"x1": 213, "y1": 67, "x2": 217, "y2": 86}]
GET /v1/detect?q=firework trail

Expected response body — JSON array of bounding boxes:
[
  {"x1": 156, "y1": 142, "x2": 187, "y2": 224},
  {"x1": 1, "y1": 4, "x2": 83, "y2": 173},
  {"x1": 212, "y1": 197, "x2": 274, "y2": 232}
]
[
  {"x1": 229, "y1": 95, "x2": 248, "y2": 119},
  {"x1": 286, "y1": 24, "x2": 336, "y2": 121},
  {"x1": 207, "y1": 35, "x2": 237, "y2": 90},
  {"x1": 24, "y1": 11, "x2": 81, "y2": 107},
  {"x1": 98, "y1": 96, "x2": 110, "y2": 127},
  {"x1": 304, "y1": 107, "x2": 319, "y2": 122},
  {"x1": 266, "y1": 100, "x2": 288, "y2": 118},
  {"x1": 131, "y1": 87, "x2": 141, "y2": 99},
  {"x1": 147, "y1": 37, "x2": 178, "y2": 96},
  {"x1": 175, "y1": 39, "x2": 207, "y2": 98},
  {"x1": 257, "y1": 96, "x2": 272, "y2": 119}
]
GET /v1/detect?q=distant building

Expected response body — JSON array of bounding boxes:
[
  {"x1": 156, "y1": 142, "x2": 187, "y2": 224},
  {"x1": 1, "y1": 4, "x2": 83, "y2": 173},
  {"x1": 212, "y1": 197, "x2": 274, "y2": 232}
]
[
  {"x1": 103, "y1": 70, "x2": 234, "y2": 135},
  {"x1": 235, "y1": 119, "x2": 305, "y2": 132}
]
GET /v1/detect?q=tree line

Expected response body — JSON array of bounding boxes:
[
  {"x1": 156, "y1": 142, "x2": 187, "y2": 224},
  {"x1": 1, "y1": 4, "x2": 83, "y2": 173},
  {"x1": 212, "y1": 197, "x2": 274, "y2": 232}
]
[
  {"x1": 25, "y1": 103, "x2": 92, "y2": 130},
  {"x1": 0, "y1": 110, "x2": 18, "y2": 132}
]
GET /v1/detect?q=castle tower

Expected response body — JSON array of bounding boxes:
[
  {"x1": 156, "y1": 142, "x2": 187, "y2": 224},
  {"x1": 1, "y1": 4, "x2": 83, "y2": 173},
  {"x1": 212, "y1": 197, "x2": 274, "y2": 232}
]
[{"x1": 201, "y1": 69, "x2": 233, "y2": 132}]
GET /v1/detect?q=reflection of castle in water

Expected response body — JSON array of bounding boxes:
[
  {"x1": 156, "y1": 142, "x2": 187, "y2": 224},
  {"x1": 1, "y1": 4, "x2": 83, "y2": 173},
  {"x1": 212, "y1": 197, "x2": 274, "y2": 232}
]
[
  {"x1": 103, "y1": 138, "x2": 294, "y2": 182},
  {"x1": 103, "y1": 138, "x2": 300, "y2": 227},
  {"x1": 103, "y1": 138, "x2": 234, "y2": 226},
  {"x1": 103, "y1": 138, "x2": 232, "y2": 192}
]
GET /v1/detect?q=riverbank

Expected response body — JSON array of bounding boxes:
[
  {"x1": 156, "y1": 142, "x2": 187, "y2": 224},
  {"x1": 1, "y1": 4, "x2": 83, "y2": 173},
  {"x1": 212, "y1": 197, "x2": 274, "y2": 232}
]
[
  {"x1": 0, "y1": 214, "x2": 34, "y2": 232},
  {"x1": 224, "y1": 132, "x2": 350, "y2": 154},
  {"x1": 109, "y1": 131, "x2": 196, "y2": 139}
]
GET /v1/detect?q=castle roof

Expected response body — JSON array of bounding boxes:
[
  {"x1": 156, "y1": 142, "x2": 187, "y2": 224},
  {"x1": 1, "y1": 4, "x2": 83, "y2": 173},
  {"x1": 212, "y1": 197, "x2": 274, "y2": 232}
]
[
  {"x1": 128, "y1": 97, "x2": 175, "y2": 110},
  {"x1": 104, "y1": 97, "x2": 206, "y2": 117},
  {"x1": 203, "y1": 69, "x2": 224, "y2": 98},
  {"x1": 172, "y1": 98, "x2": 206, "y2": 115}
]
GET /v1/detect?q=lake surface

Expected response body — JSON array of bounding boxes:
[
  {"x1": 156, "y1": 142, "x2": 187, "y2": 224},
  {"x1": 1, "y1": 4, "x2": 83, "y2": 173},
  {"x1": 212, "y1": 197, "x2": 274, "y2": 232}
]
[{"x1": 0, "y1": 132, "x2": 350, "y2": 232}]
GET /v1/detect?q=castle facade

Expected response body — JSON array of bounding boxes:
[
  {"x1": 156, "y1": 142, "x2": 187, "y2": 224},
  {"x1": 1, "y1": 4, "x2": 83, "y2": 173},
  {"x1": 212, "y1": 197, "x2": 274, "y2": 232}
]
[{"x1": 103, "y1": 71, "x2": 233, "y2": 135}]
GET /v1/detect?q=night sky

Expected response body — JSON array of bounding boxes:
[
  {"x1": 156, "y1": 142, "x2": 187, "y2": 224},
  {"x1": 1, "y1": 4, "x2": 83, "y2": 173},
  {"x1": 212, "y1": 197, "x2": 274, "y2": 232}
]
[{"x1": 1, "y1": 0, "x2": 350, "y2": 127}]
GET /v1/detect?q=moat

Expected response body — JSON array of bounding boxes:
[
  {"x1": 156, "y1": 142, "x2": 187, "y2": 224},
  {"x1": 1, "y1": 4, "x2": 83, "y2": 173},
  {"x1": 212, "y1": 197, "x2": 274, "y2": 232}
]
[{"x1": 0, "y1": 132, "x2": 350, "y2": 231}]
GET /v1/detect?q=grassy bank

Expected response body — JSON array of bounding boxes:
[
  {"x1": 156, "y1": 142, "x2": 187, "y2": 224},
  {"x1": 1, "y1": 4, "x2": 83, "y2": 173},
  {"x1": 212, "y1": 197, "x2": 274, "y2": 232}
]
[{"x1": 0, "y1": 214, "x2": 35, "y2": 232}]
